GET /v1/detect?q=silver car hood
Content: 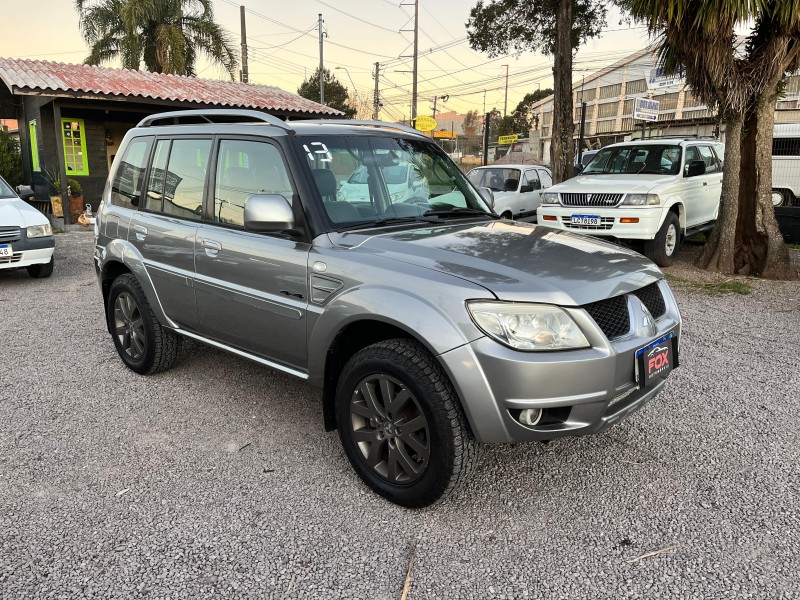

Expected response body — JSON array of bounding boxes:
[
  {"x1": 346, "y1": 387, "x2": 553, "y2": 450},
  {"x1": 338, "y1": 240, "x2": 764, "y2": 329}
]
[
  {"x1": 329, "y1": 220, "x2": 662, "y2": 306},
  {"x1": 0, "y1": 198, "x2": 49, "y2": 228}
]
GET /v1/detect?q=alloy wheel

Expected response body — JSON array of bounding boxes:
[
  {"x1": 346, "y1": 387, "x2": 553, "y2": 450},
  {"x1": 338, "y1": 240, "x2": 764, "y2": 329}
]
[
  {"x1": 349, "y1": 374, "x2": 430, "y2": 484},
  {"x1": 665, "y1": 223, "x2": 677, "y2": 256},
  {"x1": 113, "y1": 292, "x2": 145, "y2": 361}
]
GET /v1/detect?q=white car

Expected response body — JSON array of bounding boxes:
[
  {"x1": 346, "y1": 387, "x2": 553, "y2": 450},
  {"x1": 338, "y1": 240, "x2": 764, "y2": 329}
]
[
  {"x1": 772, "y1": 124, "x2": 800, "y2": 207},
  {"x1": 337, "y1": 163, "x2": 429, "y2": 204},
  {"x1": 466, "y1": 164, "x2": 553, "y2": 220},
  {"x1": 0, "y1": 175, "x2": 55, "y2": 278},
  {"x1": 537, "y1": 138, "x2": 724, "y2": 266}
]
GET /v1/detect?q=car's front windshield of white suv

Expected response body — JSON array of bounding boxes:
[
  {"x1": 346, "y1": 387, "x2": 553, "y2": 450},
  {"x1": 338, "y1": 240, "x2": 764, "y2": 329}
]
[
  {"x1": 0, "y1": 176, "x2": 16, "y2": 198},
  {"x1": 297, "y1": 134, "x2": 493, "y2": 228},
  {"x1": 582, "y1": 144, "x2": 682, "y2": 176}
]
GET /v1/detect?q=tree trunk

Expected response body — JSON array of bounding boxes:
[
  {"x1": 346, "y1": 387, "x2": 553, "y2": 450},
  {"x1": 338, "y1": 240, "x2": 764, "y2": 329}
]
[
  {"x1": 549, "y1": 0, "x2": 574, "y2": 184},
  {"x1": 739, "y1": 93, "x2": 797, "y2": 279},
  {"x1": 697, "y1": 114, "x2": 742, "y2": 273}
]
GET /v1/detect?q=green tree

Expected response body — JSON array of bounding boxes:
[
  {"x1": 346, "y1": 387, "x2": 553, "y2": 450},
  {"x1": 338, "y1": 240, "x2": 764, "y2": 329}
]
[
  {"x1": 622, "y1": 0, "x2": 799, "y2": 280},
  {"x1": 462, "y1": 109, "x2": 481, "y2": 136},
  {"x1": 0, "y1": 129, "x2": 23, "y2": 188},
  {"x1": 297, "y1": 68, "x2": 357, "y2": 117},
  {"x1": 468, "y1": 1, "x2": 607, "y2": 183},
  {"x1": 510, "y1": 88, "x2": 553, "y2": 133},
  {"x1": 76, "y1": 0, "x2": 238, "y2": 79}
]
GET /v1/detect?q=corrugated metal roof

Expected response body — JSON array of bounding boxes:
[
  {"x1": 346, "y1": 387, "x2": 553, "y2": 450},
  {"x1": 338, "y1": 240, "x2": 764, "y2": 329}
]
[{"x1": 0, "y1": 57, "x2": 342, "y2": 116}]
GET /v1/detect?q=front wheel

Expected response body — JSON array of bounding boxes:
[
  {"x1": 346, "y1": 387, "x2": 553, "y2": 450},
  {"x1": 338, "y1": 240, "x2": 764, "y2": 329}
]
[
  {"x1": 335, "y1": 338, "x2": 479, "y2": 508},
  {"x1": 643, "y1": 212, "x2": 681, "y2": 267},
  {"x1": 27, "y1": 257, "x2": 54, "y2": 278},
  {"x1": 106, "y1": 273, "x2": 181, "y2": 375}
]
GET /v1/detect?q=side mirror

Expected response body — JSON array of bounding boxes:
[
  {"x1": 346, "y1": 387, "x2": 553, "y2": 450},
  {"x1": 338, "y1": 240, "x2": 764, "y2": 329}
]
[
  {"x1": 244, "y1": 194, "x2": 295, "y2": 233},
  {"x1": 520, "y1": 184, "x2": 534, "y2": 193},
  {"x1": 478, "y1": 186, "x2": 495, "y2": 210},
  {"x1": 685, "y1": 159, "x2": 706, "y2": 177}
]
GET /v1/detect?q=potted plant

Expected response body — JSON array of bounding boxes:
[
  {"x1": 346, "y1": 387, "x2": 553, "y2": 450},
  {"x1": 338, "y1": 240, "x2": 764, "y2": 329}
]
[{"x1": 43, "y1": 167, "x2": 85, "y2": 221}]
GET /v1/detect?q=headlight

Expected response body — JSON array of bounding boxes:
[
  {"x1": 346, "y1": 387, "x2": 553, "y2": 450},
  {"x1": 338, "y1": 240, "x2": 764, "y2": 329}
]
[
  {"x1": 27, "y1": 224, "x2": 52, "y2": 238},
  {"x1": 467, "y1": 301, "x2": 590, "y2": 351},
  {"x1": 622, "y1": 193, "x2": 660, "y2": 206},
  {"x1": 390, "y1": 191, "x2": 405, "y2": 201},
  {"x1": 541, "y1": 192, "x2": 560, "y2": 205}
]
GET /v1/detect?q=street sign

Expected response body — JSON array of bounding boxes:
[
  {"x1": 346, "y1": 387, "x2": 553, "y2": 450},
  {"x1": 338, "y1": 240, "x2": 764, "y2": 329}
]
[
  {"x1": 433, "y1": 130, "x2": 458, "y2": 139},
  {"x1": 412, "y1": 115, "x2": 437, "y2": 132},
  {"x1": 498, "y1": 134, "x2": 518, "y2": 145},
  {"x1": 633, "y1": 98, "x2": 659, "y2": 122}
]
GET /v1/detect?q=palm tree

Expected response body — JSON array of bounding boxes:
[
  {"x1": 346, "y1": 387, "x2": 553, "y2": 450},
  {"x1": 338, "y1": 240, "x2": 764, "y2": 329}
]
[
  {"x1": 76, "y1": 0, "x2": 238, "y2": 79},
  {"x1": 621, "y1": 0, "x2": 800, "y2": 280}
]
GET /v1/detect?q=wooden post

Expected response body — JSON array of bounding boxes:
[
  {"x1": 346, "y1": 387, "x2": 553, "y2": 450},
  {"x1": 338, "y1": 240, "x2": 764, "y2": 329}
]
[{"x1": 52, "y1": 101, "x2": 70, "y2": 225}]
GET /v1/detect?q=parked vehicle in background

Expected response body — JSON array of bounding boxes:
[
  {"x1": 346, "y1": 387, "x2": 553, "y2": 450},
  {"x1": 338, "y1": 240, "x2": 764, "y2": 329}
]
[
  {"x1": 0, "y1": 174, "x2": 55, "y2": 278},
  {"x1": 95, "y1": 110, "x2": 682, "y2": 507},
  {"x1": 337, "y1": 162, "x2": 429, "y2": 204},
  {"x1": 538, "y1": 138, "x2": 724, "y2": 267},
  {"x1": 466, "y1": 164, "x2": 553, "y2": 219},
  {"x1": 772, "y1": 124, "x2": 800, "y2": 207}
]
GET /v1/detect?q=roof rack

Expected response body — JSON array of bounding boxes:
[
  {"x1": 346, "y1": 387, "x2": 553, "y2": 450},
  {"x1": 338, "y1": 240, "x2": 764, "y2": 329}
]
[
  {"x1": 291, "y1": 119, "x2": 427, "y2": 138},
  {"x1": 137, "y1": 109, "x2": 293, "y2": 131},
  {"x1": 637, "y1": 135, "x2": 719, "y2": 141}
]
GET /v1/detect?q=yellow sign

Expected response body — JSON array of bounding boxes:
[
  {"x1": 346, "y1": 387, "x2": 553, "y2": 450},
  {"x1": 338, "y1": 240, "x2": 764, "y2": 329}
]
[
  {"x1": 433, "y1": 130, "x2": 458, "y2": 139},
  {"x1": 498, "y1": 134, "x2": 519, "y2": 145},
  {"x1": 412, "y1": 115, "x2": 437, "y2": 132}
]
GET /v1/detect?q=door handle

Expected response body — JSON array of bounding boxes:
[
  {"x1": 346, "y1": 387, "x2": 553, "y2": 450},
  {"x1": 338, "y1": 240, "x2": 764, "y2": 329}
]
[
  {"x1": 703, "y1": 182, "x2": 708, "y2": 186},
  {"x1": 133, "y1": 224, "x2": 147, "y2": 241},
  {"x1": 200, "y1": 239, "x2": 222, "y2": 256}
]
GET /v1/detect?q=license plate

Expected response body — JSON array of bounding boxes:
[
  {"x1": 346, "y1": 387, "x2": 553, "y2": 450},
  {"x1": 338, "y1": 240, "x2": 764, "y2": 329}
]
[
  {"x1": 635, "y1": 333, "x2": 677, "y2": 388},
  {"x1": 0, "y1": 244, "x2": 12, "y2": 257},
  {"x1": 571, "y1": 214, "x2": 600, "y2": 226}
]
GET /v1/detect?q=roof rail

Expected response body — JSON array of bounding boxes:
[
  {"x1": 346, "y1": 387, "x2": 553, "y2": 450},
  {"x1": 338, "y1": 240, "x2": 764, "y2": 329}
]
[
  {"x1": 137, "y1": 109, "x2": 293, "y2": 131},
  {"x1": 638, "y1": 135, "x2": 719, "y2": 141},
  {"x1": 292, "y1": 119, "x2": 427, "y2": 138}
]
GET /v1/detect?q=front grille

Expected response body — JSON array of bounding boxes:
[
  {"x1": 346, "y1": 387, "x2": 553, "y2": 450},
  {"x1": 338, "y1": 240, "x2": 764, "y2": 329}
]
[
  {"x1": 562, "y1": 216, "x2": 615, "y2": 230},
  {"x1": 583, "y1": 294, "x2": 630, "y2": 340},
  {"x1": 560, "y1": 193, "x2": 623, "y2": 207},
  {"x1": 0, "y1": 227, "x2": 21, "y2": 242},
  {"x1": 0, "y1": 252, "x2": 22, "y2": 265},
  {"x1": 632, "y1": 282, "x2": 666, "y2": 319}
]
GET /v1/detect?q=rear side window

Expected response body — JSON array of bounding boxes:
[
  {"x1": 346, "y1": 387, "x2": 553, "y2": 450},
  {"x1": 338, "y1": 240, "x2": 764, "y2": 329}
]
[
  {"x1": 698, "y1": 146, "x2": 720, "y2": 173},
  {"x1": 214, "y1": 139, "x2": 295, "y2": 227},
  {"x1": 110, "y1": 136, "x2": 152, "y2": 209},
  {"x1": 162, "y1": 139, "x2": 212, "y2": 221},
  {"x1": 144, "y1": 139, "x2": 171, "y2": 212}
]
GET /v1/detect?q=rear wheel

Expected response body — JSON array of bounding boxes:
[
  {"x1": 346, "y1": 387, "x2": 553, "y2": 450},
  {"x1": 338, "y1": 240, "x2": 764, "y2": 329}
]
[
  {"x1": 643, "y1": 212, "x2": 681, "y2": 267},
  {"x1": 27, "y1": 257, "x2": 54, "y2": 278},
  {"x1": 106, "y1": 273, "x2": 181, "y2": 374},
  {"x1": 335, "y1": 338, "x2": 479, "y2": 507}
]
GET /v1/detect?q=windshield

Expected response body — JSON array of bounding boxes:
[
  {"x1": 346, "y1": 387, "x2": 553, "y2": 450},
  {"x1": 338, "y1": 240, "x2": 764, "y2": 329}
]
[
  {"x1": 298, "y1": 134, "x2": 491, "y2": 227},
  {"x1": 0, "y1": 176, "x2": 16, "y2": 198},
  {"x1": 583, "y1": 144, "x2": 682, "y2": 175},
  {"x1": 467, "y1": 168, "x2": 521, "y2": 192}
]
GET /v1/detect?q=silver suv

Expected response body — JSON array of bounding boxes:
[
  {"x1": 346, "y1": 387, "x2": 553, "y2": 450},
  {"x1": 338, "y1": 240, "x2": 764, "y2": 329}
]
[{"x1": 94, "y1": 110, "x2": 682, "y2": 507}]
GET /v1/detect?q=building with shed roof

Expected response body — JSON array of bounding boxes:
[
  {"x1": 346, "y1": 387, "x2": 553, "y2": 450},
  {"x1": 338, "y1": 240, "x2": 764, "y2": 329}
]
[{"x1": 0, "y1": 57, "x2": 341, "y2": 224}]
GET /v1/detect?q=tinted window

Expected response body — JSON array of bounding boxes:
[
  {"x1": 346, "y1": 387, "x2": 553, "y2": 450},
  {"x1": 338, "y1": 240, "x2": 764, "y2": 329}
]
[
  {"x1": 214, "y1": 140, "x2": 294, "y2": 227},
  {"x1": 698, "y1": 146, "x2": 719, "y2": 173},
  {"x1": 583, "y1": 144, "x2": 681, "y2": 175},
  {"x1": 111, "y1": 136, "x2": 152, "y2": 209},
  {"x1": 773, "y1": 138, "x2": 800, "y2": 156},
  {"x1": 144, "y1": 139, "x2": 171, "y2": 212},
  {"x1": 162, "y1": 139, "x2": 212, "y2": 221}
]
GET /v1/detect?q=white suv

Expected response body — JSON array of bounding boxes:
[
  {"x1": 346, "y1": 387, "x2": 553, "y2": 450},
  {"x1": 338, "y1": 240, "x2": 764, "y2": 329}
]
[{"x1": 538, "y1": 138, "x2": 724, "y2": 266}]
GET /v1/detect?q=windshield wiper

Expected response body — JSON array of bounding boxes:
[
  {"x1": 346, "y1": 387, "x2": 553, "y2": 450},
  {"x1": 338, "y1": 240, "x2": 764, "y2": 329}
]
[
  {"x1": 336, "y1": 216, "x2": 440, "y2": 232},
  {"x1": 422, "y1": 207, "x2": 496, "y2": 218}
]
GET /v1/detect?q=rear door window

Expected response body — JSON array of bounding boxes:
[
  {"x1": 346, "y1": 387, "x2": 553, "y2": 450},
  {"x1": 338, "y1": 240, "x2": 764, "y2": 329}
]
[
  {"x1": 161, "y1": 138, "x2": 212, "y2": 221},
  {"x1": 698, "y1": 146, "x2": 720, "y2": 173}
]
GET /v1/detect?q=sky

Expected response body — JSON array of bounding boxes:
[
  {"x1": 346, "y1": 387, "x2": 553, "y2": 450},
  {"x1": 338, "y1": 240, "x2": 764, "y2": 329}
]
[{"x1": 1, "y1": 1, "x2": 653, "y2": 121}]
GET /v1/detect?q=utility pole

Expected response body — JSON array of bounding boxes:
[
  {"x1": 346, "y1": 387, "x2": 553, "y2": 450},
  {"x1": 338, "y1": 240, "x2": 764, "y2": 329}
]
[
  {"x1": 502, "y1": 64, "x2": 509, "y2": 117},
  {"x1": 318, "y1": 13, "x2": 325, "y2": 104},
  {"x1": 412, "y1": 0, "x2": 419, "y2": 119},
  {"x1": 239, "y1": 6, "x2": 248, "y2": 83},
  {"x1": 482, "y1": 111, "x2": 490, "y2": 167},
  {"x1": 373, "y1": 62, "x2": 380, "y2": 120}
]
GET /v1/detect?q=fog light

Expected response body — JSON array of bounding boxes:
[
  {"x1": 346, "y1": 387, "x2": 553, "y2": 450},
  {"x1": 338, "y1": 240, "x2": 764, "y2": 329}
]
[{"x1": 519, "y1": 408, "x2": 542, "y2": 427}]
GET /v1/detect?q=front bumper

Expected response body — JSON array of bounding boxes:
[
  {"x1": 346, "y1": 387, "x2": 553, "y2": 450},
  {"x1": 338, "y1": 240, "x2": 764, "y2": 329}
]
[
  {"x1": 0, "y1": 232, "x2": 55, "y2": 270},
  {"x1": 538, "y1": 206, "x2": 664, "y2": 239},
  {"x1": 438, "y1": 279, "x2": 681, "y2": 443}
]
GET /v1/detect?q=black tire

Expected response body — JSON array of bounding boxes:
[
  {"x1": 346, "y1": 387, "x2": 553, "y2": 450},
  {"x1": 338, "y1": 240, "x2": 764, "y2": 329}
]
[
  {"x1": 27, "y1": 257, "x2": 54, "y2": 278},
  {"x1": 335, "y1": 338, "x2": 479, "y2": 508},
  {"x1": 106, "y1": 273, "x2": 181, "y2": 375},
  {"x1": 643, "y1": 212, "x2": 681, "y2": 267}
]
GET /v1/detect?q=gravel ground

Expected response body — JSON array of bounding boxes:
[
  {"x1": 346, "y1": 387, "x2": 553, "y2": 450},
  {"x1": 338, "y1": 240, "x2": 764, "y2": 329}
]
[{"x1": 1, "y1": 232, "x2": 799, "y2": 599}]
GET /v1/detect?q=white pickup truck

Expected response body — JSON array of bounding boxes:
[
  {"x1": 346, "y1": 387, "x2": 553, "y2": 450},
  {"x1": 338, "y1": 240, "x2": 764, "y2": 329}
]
[{"x1": 537, "y1": 138, "x2": 725, "y2": 266}]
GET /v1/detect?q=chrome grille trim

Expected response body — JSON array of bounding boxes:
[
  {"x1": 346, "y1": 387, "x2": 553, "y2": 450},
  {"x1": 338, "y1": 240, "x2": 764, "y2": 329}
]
[{"x1": 560, "y1": 193, "x2": 623, "y2": 207}]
